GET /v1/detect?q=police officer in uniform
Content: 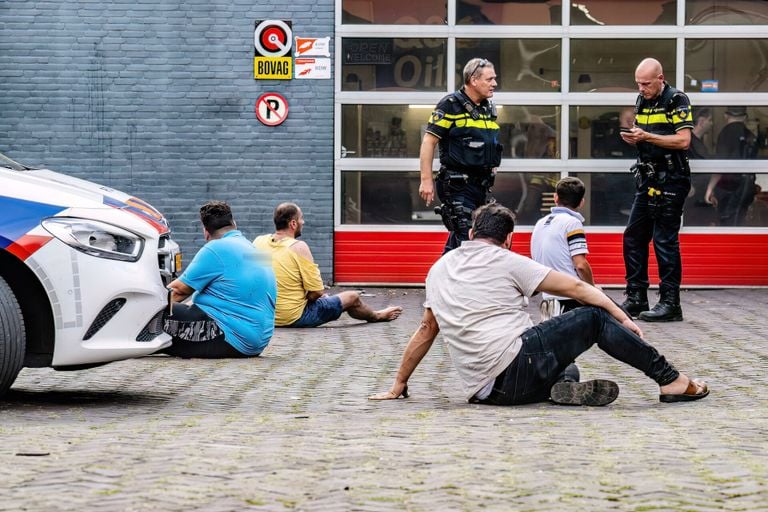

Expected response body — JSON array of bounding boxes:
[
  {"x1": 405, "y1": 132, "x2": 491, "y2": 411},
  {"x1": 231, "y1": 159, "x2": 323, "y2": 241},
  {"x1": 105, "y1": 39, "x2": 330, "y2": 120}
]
[
  {"x1": 419, "y1": 57, "x2": 503, "y2": 253},
  {"x1": 620, "y1": 58, "x2": 693, "y2": 322}
]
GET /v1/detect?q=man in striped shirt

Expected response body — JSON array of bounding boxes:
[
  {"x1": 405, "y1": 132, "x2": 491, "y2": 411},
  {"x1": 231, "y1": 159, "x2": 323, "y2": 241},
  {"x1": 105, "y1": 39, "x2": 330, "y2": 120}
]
[{"x1": 531, "y1": 177, "x2": 594, "y2": 320}]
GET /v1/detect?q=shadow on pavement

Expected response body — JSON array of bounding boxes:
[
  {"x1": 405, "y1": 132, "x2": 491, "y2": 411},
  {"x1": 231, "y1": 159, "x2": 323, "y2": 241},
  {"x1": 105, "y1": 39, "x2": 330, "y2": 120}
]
[{"x1": 0, "y1": 388, "x2": 173, "y2": 408}]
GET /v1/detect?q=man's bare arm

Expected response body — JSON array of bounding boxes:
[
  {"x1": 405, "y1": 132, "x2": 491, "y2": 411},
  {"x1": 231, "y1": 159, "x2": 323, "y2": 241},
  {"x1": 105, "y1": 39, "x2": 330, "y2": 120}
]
[
  {"x1": 621, "y1": 126, "x2": 691, "y2": 151},
  {"x1": 369, "y1": 308, "x2": 440, "y2": 400},
  {"x1": 571, "y1": 254, "x2": 595, "y2": 286},
  {"x1": 167, "y1": 279, "x2": 195, "y2": 303},
  {"x1": 538, "y1": 270, "x2": 643, "y2": 338},
  {"x1": 419, "y1": 133, "x2": 440, "y2": 206},
  {"x1": 289, "y1": 241, "x2": 326, "y2": 300}
]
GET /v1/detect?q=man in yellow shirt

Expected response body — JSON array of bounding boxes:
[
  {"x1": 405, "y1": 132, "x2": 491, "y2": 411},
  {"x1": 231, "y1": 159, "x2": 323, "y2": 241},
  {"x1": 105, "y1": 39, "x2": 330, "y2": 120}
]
[{"x1": 254, "y1": 202, "x2": 403, "y2": 327}]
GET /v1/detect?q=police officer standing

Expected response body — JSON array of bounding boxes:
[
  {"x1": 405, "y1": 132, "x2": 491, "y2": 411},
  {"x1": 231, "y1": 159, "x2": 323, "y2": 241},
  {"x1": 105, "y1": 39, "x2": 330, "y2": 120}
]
[
  {"x1": 620, "y1": 58, "x2": 693, "y2": 322},
  {"x1": 419, "y1": 57, "x2": 503, "y2": 253}
]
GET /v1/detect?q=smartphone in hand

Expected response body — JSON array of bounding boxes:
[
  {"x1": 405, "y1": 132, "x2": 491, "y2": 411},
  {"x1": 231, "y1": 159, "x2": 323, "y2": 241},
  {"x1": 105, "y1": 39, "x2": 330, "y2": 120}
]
[{"x1": 620, "y1": 127, "x2": 632, "y2": 133}]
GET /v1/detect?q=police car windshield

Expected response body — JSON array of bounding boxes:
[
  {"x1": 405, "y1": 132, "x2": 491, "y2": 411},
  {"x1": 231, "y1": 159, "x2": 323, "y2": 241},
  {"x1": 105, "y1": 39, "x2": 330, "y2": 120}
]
[{"x1": 0, "y1": 151, "x2": 34, "y2": 171}]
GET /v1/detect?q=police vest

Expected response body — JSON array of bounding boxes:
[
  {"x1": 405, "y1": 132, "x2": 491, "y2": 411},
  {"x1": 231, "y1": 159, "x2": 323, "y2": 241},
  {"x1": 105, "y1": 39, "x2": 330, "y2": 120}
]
[
  {"x1": 634, "y1": 83, "x2": 693, "y2": 164},
  {"x1": 426, "y1": 89, "x2": 503, "y2": 173}
]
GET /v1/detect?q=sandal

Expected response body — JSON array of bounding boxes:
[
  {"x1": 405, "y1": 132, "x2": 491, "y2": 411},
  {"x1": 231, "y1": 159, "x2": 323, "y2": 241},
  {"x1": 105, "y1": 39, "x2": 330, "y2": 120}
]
[{"x1": 659, "y1": 378, "x2": 709, "y2": 403}]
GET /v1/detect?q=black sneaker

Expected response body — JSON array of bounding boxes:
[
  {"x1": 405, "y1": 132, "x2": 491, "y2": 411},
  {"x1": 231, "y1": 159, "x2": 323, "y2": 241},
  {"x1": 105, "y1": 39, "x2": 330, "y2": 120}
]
[{"x1": 550, "y1": 379, "x2": 620, "y2": 406}]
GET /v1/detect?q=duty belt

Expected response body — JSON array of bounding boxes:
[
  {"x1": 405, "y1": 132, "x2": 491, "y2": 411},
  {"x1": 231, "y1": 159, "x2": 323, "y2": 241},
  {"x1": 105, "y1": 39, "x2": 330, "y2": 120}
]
[{"x1": 439, "y1": 168, "x2": 494, "y2": 186}]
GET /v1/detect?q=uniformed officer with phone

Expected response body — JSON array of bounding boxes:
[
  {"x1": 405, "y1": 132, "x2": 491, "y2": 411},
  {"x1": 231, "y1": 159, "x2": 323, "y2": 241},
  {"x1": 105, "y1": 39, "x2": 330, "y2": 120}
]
[{"x1": 619, "y1": 58, "x2": 693, "y2": 322}]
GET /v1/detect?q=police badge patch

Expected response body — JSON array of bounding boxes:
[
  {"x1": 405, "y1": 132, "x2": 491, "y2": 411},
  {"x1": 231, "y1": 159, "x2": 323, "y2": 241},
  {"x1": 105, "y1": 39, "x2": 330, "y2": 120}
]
[
  {"x1": 675, "y1": 106, "x2": 689, "y2": 121},
  {"x1": 430, "y1": 110, "x2": 445, "y2": 123}
]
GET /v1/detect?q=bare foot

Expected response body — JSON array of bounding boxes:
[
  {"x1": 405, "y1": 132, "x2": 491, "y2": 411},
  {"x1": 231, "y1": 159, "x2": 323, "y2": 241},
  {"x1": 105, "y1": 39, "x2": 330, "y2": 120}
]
[
  {"x1": 660, "y1": 374, "x2": 706, "y2": 395},
  {"x1": 371, "y1": 306, "x2": 403, "y2": 322}
]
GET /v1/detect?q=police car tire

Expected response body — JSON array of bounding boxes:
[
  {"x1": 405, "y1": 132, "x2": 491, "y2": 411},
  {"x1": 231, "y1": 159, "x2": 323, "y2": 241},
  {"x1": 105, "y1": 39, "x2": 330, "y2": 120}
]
[{"x1": 0, "y1": 275, "x2": 25, "y2": 397}]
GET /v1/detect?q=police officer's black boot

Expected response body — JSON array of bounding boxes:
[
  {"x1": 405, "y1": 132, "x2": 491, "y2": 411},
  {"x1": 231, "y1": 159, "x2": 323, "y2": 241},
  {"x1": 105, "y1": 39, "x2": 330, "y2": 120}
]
[
  {"x1": 621, "y1": 288, "x2": 649, "y2": 318},
  {"x1": 639, "y1": 288, "x2": 683, "y2": 322}
]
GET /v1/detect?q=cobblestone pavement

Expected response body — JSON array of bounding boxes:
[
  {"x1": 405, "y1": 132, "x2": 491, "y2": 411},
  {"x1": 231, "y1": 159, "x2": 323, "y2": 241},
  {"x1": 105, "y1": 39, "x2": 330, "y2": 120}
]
[{"x1": 1, "y1": 288, "x2": 766, "y2": 511}]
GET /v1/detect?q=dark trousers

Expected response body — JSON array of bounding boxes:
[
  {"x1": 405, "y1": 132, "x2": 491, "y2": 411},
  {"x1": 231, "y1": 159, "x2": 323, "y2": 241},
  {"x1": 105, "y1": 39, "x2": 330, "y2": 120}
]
[
  {"x1": 480, "y1": 307, "x2": 679, "y2": 406},
  {"x1": 162, "y1": 303, "x2": 249, "y2": 359},
  {"x1": 715, "y1": 174, "x2": 756, "y2": 226},
  {"x1": 623, "y1": 179, "x2": 690, "y2": 294},
  {"x1": 436, "y1": 176, "x2": 491, "y2": 254}
]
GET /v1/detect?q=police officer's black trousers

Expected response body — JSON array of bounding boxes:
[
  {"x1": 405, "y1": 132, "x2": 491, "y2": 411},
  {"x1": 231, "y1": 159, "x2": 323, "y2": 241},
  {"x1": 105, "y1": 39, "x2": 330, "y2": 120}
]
[
  {"x1": 623, "y1": 179, "x2": 690, "y2": 295},
  {"x1": 436, "y1": 176, "x2": 490, "y2": 253}
]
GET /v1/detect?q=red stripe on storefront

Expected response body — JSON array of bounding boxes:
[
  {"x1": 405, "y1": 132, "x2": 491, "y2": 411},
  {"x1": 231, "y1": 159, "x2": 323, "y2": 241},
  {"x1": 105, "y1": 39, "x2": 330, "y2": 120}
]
[{"x1": 334, "y1": 231, "x2": 768, "y2": 286}]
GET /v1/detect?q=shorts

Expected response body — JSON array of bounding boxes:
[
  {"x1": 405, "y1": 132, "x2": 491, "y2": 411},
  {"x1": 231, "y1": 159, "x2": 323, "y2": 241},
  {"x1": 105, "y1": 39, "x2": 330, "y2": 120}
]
[{"x1": 290, "y1": 295, "x2": 343, "y2": 328}]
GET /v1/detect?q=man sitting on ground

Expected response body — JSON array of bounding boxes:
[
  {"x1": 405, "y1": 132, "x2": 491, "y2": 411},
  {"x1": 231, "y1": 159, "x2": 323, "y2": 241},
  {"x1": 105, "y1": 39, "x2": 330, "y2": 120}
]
[
  {"x1": 531, "y1": 177, "x2": 594, "y2": 320},
  {"x1": 164, "y1": 201, "x2": 276, "y2": 358},
  {"x1": 254, "y1": 202, "x2": 402, "y2": 327},
  {"x1": 370, "y1": 203, "x2": 709, "y2": 406}
]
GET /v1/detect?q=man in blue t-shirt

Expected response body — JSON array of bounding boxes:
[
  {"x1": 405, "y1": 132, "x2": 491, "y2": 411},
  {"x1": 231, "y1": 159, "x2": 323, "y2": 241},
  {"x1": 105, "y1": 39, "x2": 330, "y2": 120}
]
[{"x1": 163, "y1": 201, "x2": 276, "y2": 358}]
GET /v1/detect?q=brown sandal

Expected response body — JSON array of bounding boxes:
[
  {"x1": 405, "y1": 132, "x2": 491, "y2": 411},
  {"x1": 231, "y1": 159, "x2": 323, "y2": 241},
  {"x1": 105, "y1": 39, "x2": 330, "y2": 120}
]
[{"x1": 659, "y1": 378, "x2": 709, "y2": 403}]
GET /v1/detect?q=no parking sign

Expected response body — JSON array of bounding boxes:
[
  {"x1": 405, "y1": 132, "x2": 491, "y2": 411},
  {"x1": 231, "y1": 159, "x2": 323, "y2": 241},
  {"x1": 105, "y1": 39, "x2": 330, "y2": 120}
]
[{"x1": 255, "y1": 92, "x2": 289, "y2": 126}]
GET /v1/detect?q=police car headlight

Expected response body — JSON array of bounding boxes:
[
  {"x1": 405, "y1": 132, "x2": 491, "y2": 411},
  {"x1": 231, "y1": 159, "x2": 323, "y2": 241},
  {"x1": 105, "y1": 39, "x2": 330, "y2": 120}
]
[{"x1": 42, "y1": 217, "x2": 145, "y2": 262}]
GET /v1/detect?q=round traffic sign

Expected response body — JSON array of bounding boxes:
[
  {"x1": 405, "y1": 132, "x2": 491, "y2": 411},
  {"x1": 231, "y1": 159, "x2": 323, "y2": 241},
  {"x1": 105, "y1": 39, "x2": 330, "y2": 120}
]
[
  {"x1": 255, "y1": 92, "x2": 289, "y2": 126},
  {"x1": 254, "y1": 20, "x2": 292, "y2": 57}
]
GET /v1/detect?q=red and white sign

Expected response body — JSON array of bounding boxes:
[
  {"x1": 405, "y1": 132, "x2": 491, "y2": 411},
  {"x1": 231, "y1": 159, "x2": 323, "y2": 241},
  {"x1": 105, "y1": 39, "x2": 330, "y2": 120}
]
[
  {"x1": 255, "y1": 92, "x2": 289, "y2": 126},
  {"x1": 254, "y1": 20, "x2": 293, "y2": 57},
  {"x1": 294, "y1": 36, "x2": 330, "y2": 57},
  {"x1": 294, "y1": 58, "x2": 331, "y2": 79}
]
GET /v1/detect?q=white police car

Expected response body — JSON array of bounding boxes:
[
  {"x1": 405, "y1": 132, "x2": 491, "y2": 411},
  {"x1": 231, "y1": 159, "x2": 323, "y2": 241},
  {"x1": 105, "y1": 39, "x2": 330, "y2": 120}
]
[{"x1": 0, "y1": 151, "x2": 181, "y2": 396}]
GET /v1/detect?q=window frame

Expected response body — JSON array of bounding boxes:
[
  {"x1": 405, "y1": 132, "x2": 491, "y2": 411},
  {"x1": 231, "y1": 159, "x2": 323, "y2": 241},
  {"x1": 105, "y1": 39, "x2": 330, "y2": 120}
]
[{"x1": 335, "y1": 0, "x2": 768, "y2": 233}]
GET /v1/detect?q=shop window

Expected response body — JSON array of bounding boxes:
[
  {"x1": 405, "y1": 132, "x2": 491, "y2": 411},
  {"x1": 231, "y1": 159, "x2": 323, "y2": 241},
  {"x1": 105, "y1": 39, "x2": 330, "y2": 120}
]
[
  {"x1": 685, "y1": 39, "x2": 768, "y2": 93},
  {"x1": 341, "y1": 38, "x2": 447, "y2": 91},
  {"x1": 571, "y1": 173, "x2": 636, "y2": 226},
  {"x1": 341, "y1": 105, "x2": 422, "y2": 158},
  {"x1": 685, "y1": 173, "x2": 768, "y2": 227},
  {"x1": 687, "y1": 106, "x2": 768, "y2": 160},
  {"x1": 687, "y1": 0, "x2": 768, "y2": 25},
  {"x1": 456, "y1": 0, "x2": 561, "y2": 25},
  {"x1": 455, "y1": 39, "x2": 561, "y2": 92},
  {"x1": 341, "y1": 104, "x2": 561, "y2": 159},
  {"x1": 497, "y1": 106, "x2": 561, "y2": 159},
  {"x1": 342, "y1": 171, "x2": 434, "y2": 224},
  {"x1": 568, "y1": 0, "x2": 676, "y2": 25},
  {"x1": 570, "y1": 39, "x2": 675, "y2": 92},
  {"x1": 569, "y1": 106, "x2": 640, "y2": 159},
  {"x1": 341, "y1": 171, "x2": 561, "y2": 225},
  {"x1": 342, "y1": 0, "x2": 446, "y2": 24},
  {"x1": 570, "y1": 105, "x2": 768, "y2": 160}
]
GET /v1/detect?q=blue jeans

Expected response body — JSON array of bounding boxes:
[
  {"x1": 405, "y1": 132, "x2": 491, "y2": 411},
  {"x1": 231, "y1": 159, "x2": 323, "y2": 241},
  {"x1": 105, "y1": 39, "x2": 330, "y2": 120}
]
[
  {"x1": 290, "y1": 295, "x2": 343, "y2": 327},
  {"x1": 480, "y1": 306, "x2": 680, "y2": 406}
]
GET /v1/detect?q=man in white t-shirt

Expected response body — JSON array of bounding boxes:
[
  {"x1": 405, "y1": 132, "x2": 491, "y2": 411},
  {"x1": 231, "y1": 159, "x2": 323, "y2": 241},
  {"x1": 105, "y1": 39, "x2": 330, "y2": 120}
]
[
  {"x1": 370, "y1": 203, "x2": 709, "y2": 407},
  {"x1": 531, "y1": 177, "x2": 593, "y2": 319}
]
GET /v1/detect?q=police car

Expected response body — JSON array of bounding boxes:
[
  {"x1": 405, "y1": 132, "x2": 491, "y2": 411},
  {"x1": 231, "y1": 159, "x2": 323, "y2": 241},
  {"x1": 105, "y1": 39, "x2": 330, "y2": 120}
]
[{"x1": 0, "y1": 151, "x2": 181, "y2": 396}]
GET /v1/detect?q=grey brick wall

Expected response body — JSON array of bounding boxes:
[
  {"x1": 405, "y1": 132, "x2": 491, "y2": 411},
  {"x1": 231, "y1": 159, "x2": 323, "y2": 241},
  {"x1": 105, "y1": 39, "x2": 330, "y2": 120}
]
[{"x1": 0, "y1": 0, "x2": 336, "y2": 279}]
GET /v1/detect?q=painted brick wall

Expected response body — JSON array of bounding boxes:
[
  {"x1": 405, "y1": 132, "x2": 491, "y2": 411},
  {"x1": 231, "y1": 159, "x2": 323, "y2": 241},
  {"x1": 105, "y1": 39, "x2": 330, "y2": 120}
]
[{"x1": 0, "y1": 0, "x2": 336, "y2": 278}]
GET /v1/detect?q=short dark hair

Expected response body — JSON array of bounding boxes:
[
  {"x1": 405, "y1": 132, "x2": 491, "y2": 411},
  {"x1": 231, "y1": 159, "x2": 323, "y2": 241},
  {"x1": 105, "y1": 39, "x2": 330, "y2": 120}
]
[
  {"x1": 555, "y1": 177, "x2": 585, "y2": 209},
  {"x1": 274, "y1": 202, "x2": 300, "y2": 230},
  {"x1": 471, "y1": 203, "x2": 516, "y2": 244},
  {"x1": 694, "y1": 107, "x2": 712, "y2": 124},
  {"x1": 200, "y1": 201, "x2": 234, "y2": 233}
]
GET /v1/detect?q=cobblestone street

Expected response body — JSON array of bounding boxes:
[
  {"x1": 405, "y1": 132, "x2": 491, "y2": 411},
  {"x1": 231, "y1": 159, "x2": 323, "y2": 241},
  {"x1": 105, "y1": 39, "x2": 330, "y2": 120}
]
[{"x1": 2, "y1": 288, "x2": 766, "y2": 511}]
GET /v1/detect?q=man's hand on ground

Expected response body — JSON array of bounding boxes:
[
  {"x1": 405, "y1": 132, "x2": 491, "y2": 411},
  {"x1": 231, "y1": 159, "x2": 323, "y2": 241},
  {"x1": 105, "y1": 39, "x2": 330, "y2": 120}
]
[{"x1": 368, "y1": 381, "x2": 409, "y2": 400}]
